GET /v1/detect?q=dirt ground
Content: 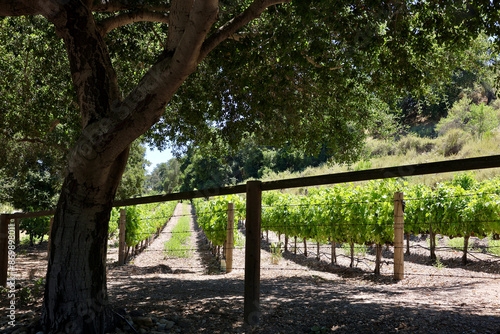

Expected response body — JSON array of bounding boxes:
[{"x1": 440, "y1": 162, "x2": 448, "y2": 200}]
[{"x1": 1, "y1": 202, "x2": 500, "y2": 334}]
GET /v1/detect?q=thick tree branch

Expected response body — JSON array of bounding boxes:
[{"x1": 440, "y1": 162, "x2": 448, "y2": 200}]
[
  {"x1": 48, "y1": 2, "x2": 120, "y2": 128},
  {"x1": 166, "y1": 0, "x2": 194, "y2": 52},
  {"x1": 170, "y1": 0, "x2": 219, "y2": 76},
  {"x1": 98, "y1": 10, "x2": 169, "y2": 36},
  {"x1": 90, "y1": 0, "x2": 169, "y2": 13},
  {"x1": 199, "y1": 0, "x2": 290, "y2": 62},
  {"x1": 100, "y1": 0, "x2": 220, "y2": 166}
]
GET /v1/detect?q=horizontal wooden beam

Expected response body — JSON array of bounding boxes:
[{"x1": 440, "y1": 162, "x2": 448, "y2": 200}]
[
  {"x1": 113, "y1": 184, "x2": 247, "y2": 207},
  {"x1": 10, "y1": 210, "x2": 56, "y2": 219}
]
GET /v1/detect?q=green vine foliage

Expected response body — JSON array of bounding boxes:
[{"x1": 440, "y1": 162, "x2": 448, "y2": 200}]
[
  {"x1": 109, "y1": 201, "x2": 177, "y2": 247},
  {"x1": 193, "y1": 176, "x2": 500, "y2": 250},
  {"x1": 194, "y1": 195, "x2": 245, "y2": 247}
]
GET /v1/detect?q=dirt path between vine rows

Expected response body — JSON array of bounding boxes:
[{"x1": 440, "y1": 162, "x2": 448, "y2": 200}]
[{"x1": 1, "y1": 202, "x2": 500, "y2": 334}]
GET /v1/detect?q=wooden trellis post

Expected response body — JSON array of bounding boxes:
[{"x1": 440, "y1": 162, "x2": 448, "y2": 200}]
[
  {"x1": 226, "y1": 202, "x2": 235, "y2": 273},
  {"x1": 0, "y1": 214, "x2": 9, "y2": 287},
  {"x1": 14, "y1": 219, "x2": 19, "y2": 246},
  {"x1": 394, "y1": 192, "x2": 404, "y2": 280},
  {"x1": 118, "y1": 209, "x2": 126, "y2": 265},
  {"x1": 244, "y1": 181, "x2": 262, "y2": 326}
]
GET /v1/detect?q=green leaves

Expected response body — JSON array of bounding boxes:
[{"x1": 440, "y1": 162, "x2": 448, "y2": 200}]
[
  {"x1": 194, "y1": 195, "x2": 245, "y2": 246},
  {"x1": 110, "y1": 201, "x2": 177, "y2": 247},
  {"x1": 262, "y1": 180, "x2": 399, "y2": 245},
  {"x1": 262, "y1": 176, "x2": 500, "y2": 245}
]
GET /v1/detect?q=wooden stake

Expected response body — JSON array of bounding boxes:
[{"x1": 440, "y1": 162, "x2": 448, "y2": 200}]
[
  {"x1": 394, "y1": 192, "x2": 404, "y2": 280},
  {"x1": 330, "y1": 238, "x2": 337, "y2": 265},
  {"x1": 226, "y1": 202, "x2": 234, "y2": 273},
  {"x1": 118, "y1": 209, "x2": 126, "y2": 265},
  {"x1": 349, "y1": 241, "x2": 354, "y2": 268},
  {"x1": 244, "y1": 181, "x2": 262, "y2": 326},
  {"x1": 0, "y1": 214, "x2": 9, "y2": 287},
  {"x1": 14, "y1": 219, "x2": 19, "y2": 246}
]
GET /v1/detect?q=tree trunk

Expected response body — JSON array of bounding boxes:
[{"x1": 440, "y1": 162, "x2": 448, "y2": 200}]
[
  {"x1": 316, "y1": 241, "x2": 320, "y2": 261},
  {"x1": 429, "y1": 225, "x2": 437, "y2": 261},
  {"x1": 284, "y1": 235, "x2": 288, "y2": 252},
  {"x1": 374, "y1": 243, "x2": 382, "y2": 275},
  {"x1": 350, "y1": 242, "x2": 354, "y2": 268},
  {"x1": 42, "y1": 153, "x2": 127, "y2": 333},
  {"x1": 330, "y1": 238, "x2": 337, "y2": 265},
  {"x1": 294, "y1": 236, "x2": 297, "y2": 255},
  {"x1": 462, "y1": 235, "x2": 470, "y2": 265},
  {"x1": 405, "y1": 233, "x2": 411, "y2": 255},
  {"x1": 303, "y1": 237, "x2": 307, "y2": 257}
]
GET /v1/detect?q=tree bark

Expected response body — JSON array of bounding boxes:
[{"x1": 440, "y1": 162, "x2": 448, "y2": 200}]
[{"x1": 42, "y1": 149, "x2": 128, "y2": 333}]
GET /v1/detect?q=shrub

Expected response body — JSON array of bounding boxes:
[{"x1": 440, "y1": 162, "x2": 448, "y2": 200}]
[
  {"x1": 20, "y1": 217, "x2": 50, "y2": 245},
  {"x1": 436, "y1": 97, "x2": 499, "y2": 138},
  {"x1": 439, "y1": 128, "x2": 470, "y2": 157},
  {"x1": 451, "y1": 172, "x2": 477, "y2": 190},
  {"x1": 397, "y1": 134, "x2": 435, "y2": 155}
]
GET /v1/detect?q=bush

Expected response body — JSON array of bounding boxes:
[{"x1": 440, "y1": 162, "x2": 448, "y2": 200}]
[
  {"x1": 366, "y1": 139, "x2": 397, "y2": 157},
  {"x1": 0, "y1": 203, "x2": 16, "y2": 213},
  {"x1": 439, "y1": 128, "x2": 470, "y2": 156},
  {"x1": 20, "y1": 217, "x2": 50, "y2": 245},
  {"x1": 397, "y1": 134, "x2": 435, "y2": 155},
  {"x1": 436, "y1": 97, "x2": 499, "y2": 138}
]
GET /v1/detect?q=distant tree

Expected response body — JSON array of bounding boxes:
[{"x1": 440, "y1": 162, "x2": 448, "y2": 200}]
[
  {"x1": 115, "y1": 141, "x2": 149, "y2": 200},
  {"x1": 436, "y1": 97, "x2": 499, "y2": 138},
  {"x1": 398, "y1": 35, "x2": 498, "y2": 128},
  {"x1": 179, "y1": 150, "x2": 233, "y2": 191},
  {"x1": 0, "y1": 147, "x2": 60, "y2": 246},
  {"x1": 163, "y1": 158, "x2": 182, "y2": 193},
  {"x1": 144, "y1": 158, "x2": 182, "y2": 193},
  {"x1": 145, "y1": 162, "x2": 169, "y2": 193}
]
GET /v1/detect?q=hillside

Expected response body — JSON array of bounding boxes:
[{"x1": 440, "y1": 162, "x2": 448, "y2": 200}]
[{"x1": 261, "y1": 115, "x2": 500, "y2": 187}]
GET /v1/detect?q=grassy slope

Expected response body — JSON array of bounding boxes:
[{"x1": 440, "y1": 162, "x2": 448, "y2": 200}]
[{"x1": 261, "y1": 129, "x2": 500, "y2": 188}]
